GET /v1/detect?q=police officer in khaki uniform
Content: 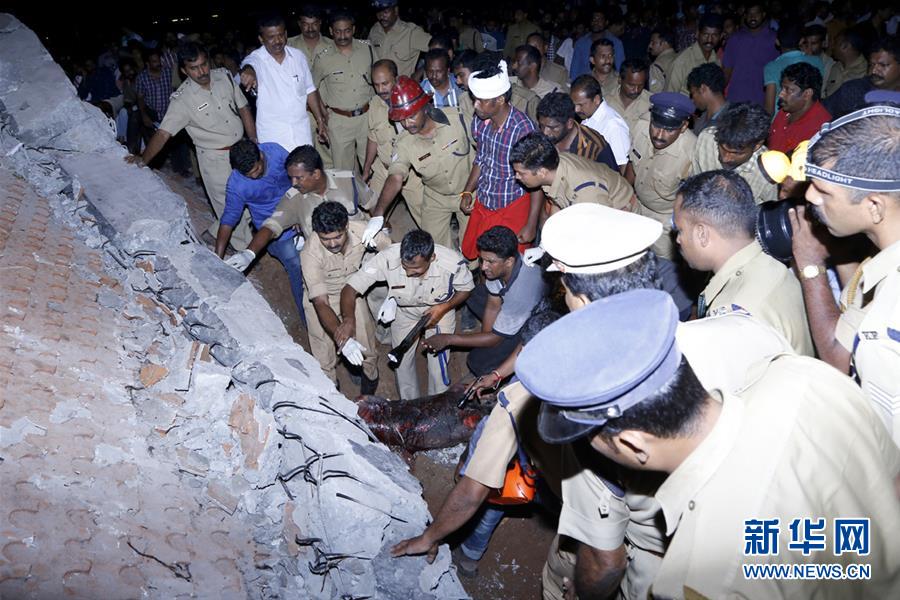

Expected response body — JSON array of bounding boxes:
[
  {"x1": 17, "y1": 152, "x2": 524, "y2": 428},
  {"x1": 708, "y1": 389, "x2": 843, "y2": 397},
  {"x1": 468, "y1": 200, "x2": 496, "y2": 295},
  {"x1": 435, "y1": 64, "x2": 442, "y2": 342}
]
[
  {"x1": 520, "y1": 289, "x2": 900, "y2": 600},
  {"x1": 674, "y1": 170, "x2": 814, "y2": 355},
  {"x1": 362, "y1": 60, "x2": 426, "y2": 224},
  {"x1": 301, "y1": 201, "x2": 391, "y2": 393},
  {"x1": 126, "y1": 42, "x2": 255, "y2": 250},
  {"x1": 527, "y1": 33, "x2": 570, "y2": 90},
  {"x1": 361, "y1": 77, "x2": 473, "y2": 251},
  {"x1": 648, "y1": 30, "x2": 677, "y2": 93},
  {"x1": 339, "y1": 229, "x2": 473, "y2": 400},
  {"x1": 368, "y1": 0, "x2": 432, "y2": 78},
  {"x1": 666, "y1": 14, "x2": 724, "y2": 94},
  {"x1": 313, "y1": 11, "x2": 375, "y2": 172},
  {"x1": 626, "y1": 92, "x2": 697, "y2": 259},
  {"x1": 604, "y1": 60, "x2": 653, "y2": 137},
  {"x1": 510, "y1": 132, "x2": 637, "y2": 215}
]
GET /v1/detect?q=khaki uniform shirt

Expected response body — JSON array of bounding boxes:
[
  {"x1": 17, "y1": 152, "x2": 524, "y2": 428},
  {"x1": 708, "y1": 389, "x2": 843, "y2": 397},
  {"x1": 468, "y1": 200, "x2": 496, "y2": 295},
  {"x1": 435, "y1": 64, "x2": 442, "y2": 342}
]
[
  {"x1": 287, "y1": 34, "x2": 336, "y2": 68},
  {"x1": 159, "y1": 68, "x2": 247, "y2": 149},
  {"x1": 368, "y1": 19, "x2": 431, "y2": 78},
  {"x1": 458, "y1": 26, "x2": 484, "y2": 53},
  {"x1": 605, "y1": 88, "x2": 652, "y2": 137},
  {"x1": 542, "y1": 152, "x2": 636, "y2": 212},
  {"x1": 388, "y1": 107, "x2": 474, "y2": 195},
  {"x1": 836, "y1": 240, "x2": 900, "y2": 445},
  {"x1": 541, "y1": 61, "x2": 570, "y2": 89},
  {"x1": 649, "y1": 48, "x2": 677, "y2": 93},
  {"x1": 301, "y1": 221, "x2": 391, "y2": 299},
  {"x1": 504, "y1": 21, "x2": 539, "y2": 57},
  {"x1": 632, "y1": 119, "x2": 696, "y2": 218},
  {"x1": 261, "y1": 170, "x2": 370, "y2": 239},
  {"x1": 666, "y1": 42, "x2": 720, "y2": 95},
  {"x1": 367, "y1": 95, "x2": 400, "y2": 169},
  {"x1": 346, "y1": 243, "x2": 474, "y2": 309},
  {"x1": 595, "y1": 71, "x2": 620, "y2": 100},
  {"x1": 701, "y1": 241, "x2": 814, "y2": 356},
  {"x1": 312, "y1": 39, "x2": 374, "y2": 112},
  {"x1": 825, "y1": 54, "x2": 868, "y2": 97},
  {"x1": 529, "y1": 77, "x2": 569, "y2": 99},
  {"x1": 652, "y1": 356, "x2": 900, "y2": 599},
  {"x1": 691, "y1": 126, "x2": 777, "y2": 204}
]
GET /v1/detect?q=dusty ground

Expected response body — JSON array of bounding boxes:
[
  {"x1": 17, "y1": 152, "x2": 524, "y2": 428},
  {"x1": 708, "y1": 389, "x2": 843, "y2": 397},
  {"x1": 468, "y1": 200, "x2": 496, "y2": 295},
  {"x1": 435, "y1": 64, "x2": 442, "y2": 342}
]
[{"x1": 160, "y1": 166, "x2": 556, "y2": 599}]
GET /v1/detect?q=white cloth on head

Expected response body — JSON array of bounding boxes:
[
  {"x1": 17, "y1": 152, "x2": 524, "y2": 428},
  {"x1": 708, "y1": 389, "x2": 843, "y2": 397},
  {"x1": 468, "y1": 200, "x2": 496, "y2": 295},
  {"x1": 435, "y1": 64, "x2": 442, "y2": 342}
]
[
  {"x1": 242, "y1": 46, "x2": 316, "y2": 151},
  {"x1": 468, "y1": 59, "x2": 512, "y2": 99},
  {"x1": 583, "y1": 101, "x2": 631, "y2": 166}
]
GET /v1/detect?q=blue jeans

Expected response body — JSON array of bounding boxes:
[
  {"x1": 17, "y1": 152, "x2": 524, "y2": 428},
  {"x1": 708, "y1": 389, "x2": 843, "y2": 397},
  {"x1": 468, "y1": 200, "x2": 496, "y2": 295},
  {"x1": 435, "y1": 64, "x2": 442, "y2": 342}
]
[{"x1": 266, "y1": 234, "x2": 306, "y2": 324}]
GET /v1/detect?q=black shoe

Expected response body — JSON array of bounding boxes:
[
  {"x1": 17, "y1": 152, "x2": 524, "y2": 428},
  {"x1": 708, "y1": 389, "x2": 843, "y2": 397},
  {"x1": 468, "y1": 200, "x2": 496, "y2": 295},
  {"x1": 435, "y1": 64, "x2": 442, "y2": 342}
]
[
  {"x1": 452, "y1": 547, "x2": 479, "y2": 578},
  {"x1": 360, "y1": 374, "x2": 379, "y2": 396}
]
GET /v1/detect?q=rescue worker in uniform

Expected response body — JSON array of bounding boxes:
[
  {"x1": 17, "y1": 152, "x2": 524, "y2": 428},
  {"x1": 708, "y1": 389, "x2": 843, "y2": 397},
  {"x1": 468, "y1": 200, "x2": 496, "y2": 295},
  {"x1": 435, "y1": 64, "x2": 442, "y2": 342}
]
[{"x1": 368, "y1": 0, "x2": 432, "y2": 78}]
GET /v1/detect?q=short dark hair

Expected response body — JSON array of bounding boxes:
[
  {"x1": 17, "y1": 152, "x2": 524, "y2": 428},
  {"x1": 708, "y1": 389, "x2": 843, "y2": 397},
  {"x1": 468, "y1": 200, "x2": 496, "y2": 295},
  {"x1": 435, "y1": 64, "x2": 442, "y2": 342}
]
[
  {"x1": 515, "y1": 44, "x2": 543, "y2": 68},
  {"x1": 177, "y1": 42, "x2": 207, "y2": 68},
  {"x1": 872, "y1": 35, "x2": 900, "y2": 62},
  {"x1": 687, "y1": 63, "x2": 726, "y2": 94},
  {"x1": 698, "y1": 13, "x2": 725, "y2": 31},
  {"x1": 429, "y1": 33, "x2": 453, "y2": 50},
  {"x1": 520, "y1": 302, "x2": 562, "y2": 345},
  {"x1": 561, "y1": 253, "x2": 663, "y2": 301},
  {"x1": 298, "y1": 4, "x2": 323, "y2": 20},
  {"x1": 142, "y1": 47, "x2": 162, "y2": 62},
  {"x1": 510, "y1": 132, "x2": 560, "y2": 171},
  {"x1": 802, "y1": 24, "x2": 827, "y2": 42},
  {"x1": 810, "y1": 114, "x2": 900, "y2": 203},
  {"x1": 571, "y1": 74, "x2": 603, "y2": 100},
  {"x1": 620, "y1": 58, "x2": 649, "y2": 78},
  {"x1": 776, "y1": 23, "x2": 803, "y2": 50},
  {"x1": 677, "y1": 170, "x2": 757, "y2": 238},
  {"x1": 452, "y1": 49, "x2": 478, "y2": 71},
  {"x1": 400, "y1": 229, "x2": 435, "y2": 262},
  {"x1": 229, "y1": 139, "x2": 261, "y2": 174},
  {"x1": 330, "y1": 9, "x2": 355, "y2": 26},
  {"x1": 311, "y1": 201, "x2": 349, "y2": 234},
  {"x1": 590, "y1": 38, "x2": 614, "y2": 56},
  {"x1": 838, "y1": 27, "x2": 867, "y2": 55},
  {"x1": 714, "y1": 102, "x2": 770, "y2": 149},
  {"x1": 257, "y1": 12, "x2": 286, "y2": 32},
  {"x1": 595, "y1": 358, "x2": 710, "y2": 439},
  {"x1": 423, "y1": 48, "x2": 450, "y2": 70},
  {"x1": 476, "y1": 226, "x2": 519, "y2": 259},
  {"x1": 782, "y1": 62, "x2": 822, "y2": 101},
  {"x1": 537, "y1": 92, "x2": 576, "y2": 122},
  {"x1": 284, "y1": 145, "x2": 324, "y2": 173},
  {"x1": 373, "y1": 58, "x2": 398, "y2": 77},
  {"x1": 526, "y1": 31, "x2": 546, "y2": 45},
  {"x1": 651, "y1": 28, "x2": 676, "y2": 48}
]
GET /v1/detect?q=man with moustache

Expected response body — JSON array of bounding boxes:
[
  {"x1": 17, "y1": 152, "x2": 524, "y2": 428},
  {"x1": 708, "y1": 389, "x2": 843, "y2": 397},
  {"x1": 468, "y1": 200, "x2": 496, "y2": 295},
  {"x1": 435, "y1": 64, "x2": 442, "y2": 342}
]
[
  {"x1": 536, "y1": 92, "x2": 618, "y2": 172},
  {"x1": 768, "y1": 62, "x2": 831, "y2": 153},
  {"x1": 512, "y1": 45, "x2": 568, "y2": 99},
  {"x1": 368, "y1": 0, "x2": 431, "y2": 78},
  {"x1": 605, "y1": 59, "x2": 653, "y2": 137},
  {"x1": 666, "y1": 13, "x2": 724, "y2": 95},
  {"x1": 721, "y1": 3, "x2": 779, "y2": 106},
  {"x1": 589, "y1": 39, "x2": 619, "y2": 99},
  {"x1": 571, "y1": 75, "x2": 631, "y2": 173},
  {"x1": 287, "y1": 4, "x2": 335, "y2": 66},
  {"x1": 648, "y1": 28, "x2": 677, "y2": 93}
]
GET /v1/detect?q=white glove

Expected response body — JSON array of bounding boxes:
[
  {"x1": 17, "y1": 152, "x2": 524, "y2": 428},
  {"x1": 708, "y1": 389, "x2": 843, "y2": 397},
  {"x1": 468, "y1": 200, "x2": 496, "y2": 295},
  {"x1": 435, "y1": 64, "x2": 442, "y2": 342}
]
[
  {"x1": 225, "y1": 249, "x2": 256, "y2": 272},
  {"x1": 377, "y1": 296, "x2": 397, "y2": 324},
  {"x1": 523, "y1": 247, "x2": 545, "y2": 266},
  {"x1": 294, "y1": 234, "x2": 305, "y2": 252},
  {"x1": 340, "y1": 338, "x2": 366, "y2": 366},
  {"x1": 362, "y1": 216, "x2": 384, "y2": 247}
]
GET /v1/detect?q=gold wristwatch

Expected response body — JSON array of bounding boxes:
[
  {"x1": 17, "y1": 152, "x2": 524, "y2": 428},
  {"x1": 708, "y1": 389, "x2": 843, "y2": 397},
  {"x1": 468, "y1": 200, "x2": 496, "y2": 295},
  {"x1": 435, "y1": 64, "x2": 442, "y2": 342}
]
[{"x1": 800, "y1": 264, "x2": 826, "y2": 280}]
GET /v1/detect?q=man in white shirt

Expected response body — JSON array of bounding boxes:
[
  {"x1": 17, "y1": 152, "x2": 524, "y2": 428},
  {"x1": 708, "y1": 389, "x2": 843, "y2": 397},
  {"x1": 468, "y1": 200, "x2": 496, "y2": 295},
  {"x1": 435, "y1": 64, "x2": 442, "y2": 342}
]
[
  {"x1": 570, "y1": 74, "x2": 630, "y2": 173},
  {"x1": 240, "y1": 13, "x2": 329, "y2": 152}
]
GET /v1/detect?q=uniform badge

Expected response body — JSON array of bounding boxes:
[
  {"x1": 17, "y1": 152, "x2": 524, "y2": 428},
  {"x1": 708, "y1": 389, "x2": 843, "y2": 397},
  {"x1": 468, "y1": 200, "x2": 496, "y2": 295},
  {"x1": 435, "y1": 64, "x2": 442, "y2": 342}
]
[{"x1": 418, "y1": 152, "x2": 431, "y2": 161}]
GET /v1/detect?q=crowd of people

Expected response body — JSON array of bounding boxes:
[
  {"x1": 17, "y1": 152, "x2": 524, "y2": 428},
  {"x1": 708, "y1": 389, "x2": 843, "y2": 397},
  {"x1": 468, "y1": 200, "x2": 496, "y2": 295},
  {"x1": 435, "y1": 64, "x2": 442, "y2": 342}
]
[{"x1": 66, "y1": 0, "x2": 900, "y2": 597}]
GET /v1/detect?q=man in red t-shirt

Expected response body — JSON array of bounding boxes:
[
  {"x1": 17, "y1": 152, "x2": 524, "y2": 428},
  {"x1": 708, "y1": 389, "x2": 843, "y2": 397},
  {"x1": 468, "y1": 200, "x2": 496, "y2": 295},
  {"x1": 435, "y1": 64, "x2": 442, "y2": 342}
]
[{"x1": 768, "y1": 62, "x2": 831, "y2": 153}]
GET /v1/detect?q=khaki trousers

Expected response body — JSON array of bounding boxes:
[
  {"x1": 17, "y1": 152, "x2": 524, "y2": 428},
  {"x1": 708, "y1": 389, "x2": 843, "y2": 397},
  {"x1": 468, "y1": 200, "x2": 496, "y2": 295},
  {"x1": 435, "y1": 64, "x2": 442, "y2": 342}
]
[
  {"x1": 421, "y1": 188, "x2": 469, "y2": 252},
  {"x1": 327, "y1": 110, "x2": 368, "y2": 172},
  {"x1": 304, "y1": 294, "x2": 379, "y2": 382},
  {"x1": 392, "y1": 306, "x2": 455, "y2": 400},
  {"x1": 196, "y1": 146, "x2": 253, "y2": 250}
]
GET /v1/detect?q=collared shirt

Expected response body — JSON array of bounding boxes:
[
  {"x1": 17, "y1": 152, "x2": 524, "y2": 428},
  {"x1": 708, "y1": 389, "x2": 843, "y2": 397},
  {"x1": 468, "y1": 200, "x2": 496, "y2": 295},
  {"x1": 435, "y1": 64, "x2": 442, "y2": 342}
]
[
  {"x1": 261, "y1": 170, "x2": 369, "y2": 238},
  {"x1": 287, "y1": 34, "x2": 336, "y2": 68},
  {"x1": 301, "y1": 220, "x2": 391, "y2": 299},
  {"x1": 721, "y1": 27, "x2": 780, "y2": 105},
  {"x1": 346, "y1": 243, "x2": 474, "y2": 309},
  {"x1": 768, "y1": 101, "x2": 831, "y2": 153},
  {"x1": 569, "y1": 31, "x2": 625, "y2": 79},
  {"x1": 367, "y1": 18, "x2": 432, "y2": 78},
  {"x1": 701, "y1": 240, "x2": 814, "y2": 355},
  {"x1": 763, "y1": 50, "x2": 825, "y2": 101},
  {"x1": 420, "y1": 77, "x2": 462, "y2": 108},
  {"x1": 583, "y1": 101, "x2": 631, "y2": 166},
  {"x1": 691, "y1": 126, "x2": 777, "y2": 204},
  {"x1": 567, "y1": 123, "x2": 619, "y2": 172},
  {"x1": 504, "y1": 20, "x2": 540, "y2": 57},
  {"x1": 652, "y1": 356, "x2": 900, "y2": 599},
  {"x1": 692, "y1": 100, "x2": 729, "y2": 133},
  {"x1": 666, "y1": 42, "x2": 721, "y2": 95},
  {"x1": 472, "y1": 106, "x2": 536, "y2": 210},
  {"x1": 159, "y1": 68, "x2": 247, "y2": 149},
  {"x1": 631, "y1": 118, "x2": 696, "y2": 218},
  {"x1": 836, "y1": 239, "x2": 900, "y2": 445},
  {"x1": 134, "y1": 66, "x2": 173, "y2": 118},
  {"x1": 223, "y1": 142, "x2": 292, "y2": 240},
  {"x1": 389, "y1": 107, "x2": 473, "y2": 195},
  {"x1": 542, "y1": 152, "x2": 636, "y2": 212},
  {"x1": 825, "y1": 54, "x2": 868, "y2": 97},
  {"x1": 604, "y1": 88, "x2": 652, "y2": 138},
  {"x1": 485, "y1": 256, "x2": 548, "y2": 337},
  {"x1": 528, "y1": 77, "x2": 568, "y2": 99},
  {"x1": 649, "y1": 48, "x2": 676, "y2": 93},
  {"x1": 312, "y1": 39, "x2": 374, "y2": 112},
  {"x1": 241, "y1": 45, "x2": 317, "y2": 150}
]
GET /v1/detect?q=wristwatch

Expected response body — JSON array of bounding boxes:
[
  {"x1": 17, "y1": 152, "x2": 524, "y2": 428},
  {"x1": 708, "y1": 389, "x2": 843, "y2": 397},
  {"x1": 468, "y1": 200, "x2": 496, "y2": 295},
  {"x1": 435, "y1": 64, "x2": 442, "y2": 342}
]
[{"x1": 800, "y1": 264, "x2": 826, "y2": 280}]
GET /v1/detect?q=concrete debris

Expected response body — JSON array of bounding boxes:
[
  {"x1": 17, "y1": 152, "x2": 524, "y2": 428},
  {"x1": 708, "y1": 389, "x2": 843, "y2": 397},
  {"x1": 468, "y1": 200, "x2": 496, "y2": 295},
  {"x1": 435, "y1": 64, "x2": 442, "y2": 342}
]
[{"x1": 0, "y1": 416, "x2": 47, "y2": 447}]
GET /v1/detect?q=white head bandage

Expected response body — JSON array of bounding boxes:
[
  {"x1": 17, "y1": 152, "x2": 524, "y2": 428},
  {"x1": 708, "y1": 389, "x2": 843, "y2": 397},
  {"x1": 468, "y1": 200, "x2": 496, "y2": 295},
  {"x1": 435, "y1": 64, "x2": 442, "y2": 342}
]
[{"x1": 468, "y1": 59, "x2": 512, "y2": 99}]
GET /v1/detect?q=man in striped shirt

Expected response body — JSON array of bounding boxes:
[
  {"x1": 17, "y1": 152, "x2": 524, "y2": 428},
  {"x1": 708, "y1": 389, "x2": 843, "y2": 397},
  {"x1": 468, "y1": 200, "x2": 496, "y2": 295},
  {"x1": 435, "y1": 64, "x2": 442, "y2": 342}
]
[{"x1": 460, "y1": 59, "x2": 545, "y2": 260}]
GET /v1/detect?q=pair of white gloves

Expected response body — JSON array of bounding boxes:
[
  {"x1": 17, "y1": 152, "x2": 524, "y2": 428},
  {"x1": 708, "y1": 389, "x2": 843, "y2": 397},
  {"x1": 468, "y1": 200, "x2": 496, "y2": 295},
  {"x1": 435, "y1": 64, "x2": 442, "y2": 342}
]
[
  {"x1": 340, "y1": 295, "x2": 397, "y2": 365},
  {"x1": 225, "y1": 234, "x2": 307, "y2": 272}
]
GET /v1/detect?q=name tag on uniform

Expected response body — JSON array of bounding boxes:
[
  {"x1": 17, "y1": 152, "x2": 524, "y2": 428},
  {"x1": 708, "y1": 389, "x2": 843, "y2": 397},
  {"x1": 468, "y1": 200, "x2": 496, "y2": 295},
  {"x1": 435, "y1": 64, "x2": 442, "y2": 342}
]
[
  {"x1": 391, "y1": 285, "x2": 406, "y2": 289},
  {"x1": 197, "y1": 102, "x2": 209, "y2": 111},
  {"x1": 418, "y1": 152, "x2": 431, "y2": 161},
  {"x1": 632, "y1": 148, "x2": 642, "y2": 160},
  {"x1": 333, "y1": 71, "x2": 344, "y2": 75}
]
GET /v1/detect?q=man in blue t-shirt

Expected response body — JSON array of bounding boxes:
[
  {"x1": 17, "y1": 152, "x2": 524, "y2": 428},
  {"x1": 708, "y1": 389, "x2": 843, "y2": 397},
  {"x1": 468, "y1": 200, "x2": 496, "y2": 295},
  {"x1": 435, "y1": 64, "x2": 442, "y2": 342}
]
[{"x1": 216, "y1": 139, "x2": 305, "y2": 322}]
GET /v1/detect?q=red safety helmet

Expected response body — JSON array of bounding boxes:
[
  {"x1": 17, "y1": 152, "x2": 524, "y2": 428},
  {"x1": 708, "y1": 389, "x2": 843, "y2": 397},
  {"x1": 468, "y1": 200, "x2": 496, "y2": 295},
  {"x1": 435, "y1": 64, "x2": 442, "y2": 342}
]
[{"x1": 388, "y1": 76, "x2": 432, "y2": 121}]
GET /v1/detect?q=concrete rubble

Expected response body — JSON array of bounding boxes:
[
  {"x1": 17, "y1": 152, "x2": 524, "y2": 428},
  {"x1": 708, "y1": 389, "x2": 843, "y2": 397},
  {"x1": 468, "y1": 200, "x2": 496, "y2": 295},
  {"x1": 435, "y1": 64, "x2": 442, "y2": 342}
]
[{"x1": 0, "y1": 13, "x2": 467, "y2": 599}]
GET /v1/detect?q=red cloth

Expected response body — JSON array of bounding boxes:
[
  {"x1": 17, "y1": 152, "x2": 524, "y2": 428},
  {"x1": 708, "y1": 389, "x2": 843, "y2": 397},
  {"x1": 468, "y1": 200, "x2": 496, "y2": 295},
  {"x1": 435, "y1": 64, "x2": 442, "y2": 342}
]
[
  {"x1": 461, "y1": 193, "x2": 532, "y2": 260},
  {"x1": 768, "y1": 101, "x2": 832, "y2": 154}
]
